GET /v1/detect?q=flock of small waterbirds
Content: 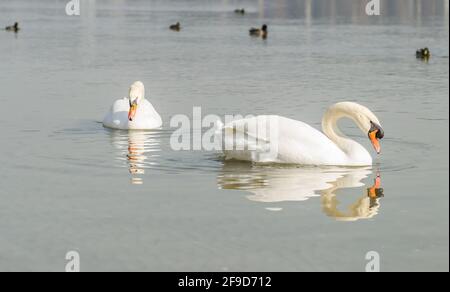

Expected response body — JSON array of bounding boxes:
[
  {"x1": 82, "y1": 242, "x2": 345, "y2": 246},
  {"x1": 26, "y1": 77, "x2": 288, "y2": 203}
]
[
  {"x1": 5, "y1": 9, "x2": 431, "y2": 60},
  {"x1": 166, "y1": 8, "x2": 430, "y2": 59},
  {"x1": 169, "y1": 8, "x2": 268, "y2": 39}
]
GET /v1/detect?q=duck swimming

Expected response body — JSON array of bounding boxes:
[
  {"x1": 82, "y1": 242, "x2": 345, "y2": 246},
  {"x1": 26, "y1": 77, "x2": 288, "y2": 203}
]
[
  {"x1": 416, "y1": 47, "x2": 431, "y2": 59},
  {"x1": 170, "y1": 22, "x2": 181, "y2": 31},
  {"x1": 5, "y1": 22, "x2": 19, "y2": 33},
  {"x1": 249, "y1": 24, "x2": 267, "y2": 39},
  {"x1": 103, "y1": 81, "x2": 162, "y2": 130},
  {"x1": 234, "y1": 9, "x2": 245, "y2": 14}
]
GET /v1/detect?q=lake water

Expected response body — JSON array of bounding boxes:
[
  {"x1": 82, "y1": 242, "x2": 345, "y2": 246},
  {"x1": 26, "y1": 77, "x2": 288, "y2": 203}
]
[{"x1": 0, "y1": 0, "x2": 448, "y2": 271}]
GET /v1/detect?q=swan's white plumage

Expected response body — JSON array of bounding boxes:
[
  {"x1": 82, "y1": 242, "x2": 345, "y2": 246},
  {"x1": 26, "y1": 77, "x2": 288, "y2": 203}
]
[
  {"x1": 219, "y1": 102, "x2": 381, "y2": 166},
  {"x1": 103, "y1": 81, "x2": 162, "y2": 130},
  {"x1": 221, "y1": 116, "x2": 348, "y2": 165}
]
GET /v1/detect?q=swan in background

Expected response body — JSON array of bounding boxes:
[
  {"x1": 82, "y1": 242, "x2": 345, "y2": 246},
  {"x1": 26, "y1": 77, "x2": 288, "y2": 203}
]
[
  {"x1": 217, "y1": 102, "x2": 384, "y2": 166},
  {"x1": 103, "y1": 81, "x2": 162, "y2": 130},
  {"x1": 217, "y1": 162, "x2": 384, "y2": 221}
]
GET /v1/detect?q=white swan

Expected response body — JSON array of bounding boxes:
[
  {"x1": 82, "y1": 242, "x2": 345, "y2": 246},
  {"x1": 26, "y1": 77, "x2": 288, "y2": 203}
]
[
  {"x1": 218, "y1": 102, "x2": 384, "y2": 166},
  {"x1": 103, "y1": 81, "x2": 162, "y2": 130}
]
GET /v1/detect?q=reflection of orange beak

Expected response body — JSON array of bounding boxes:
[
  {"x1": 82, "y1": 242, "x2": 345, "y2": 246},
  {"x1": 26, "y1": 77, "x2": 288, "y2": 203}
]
[
  {"x1": 374, "y1": 174, "x2": 381, "y2": 189},
  {"x1": 368, "y1": 174, "x2": 382, "y2": 198},
  {"x1": 128, "y1": 104, "x2": 137, "y2": 121},
  {"x1": 369, "y1": 130, "x2": 381, "y2": 154}
]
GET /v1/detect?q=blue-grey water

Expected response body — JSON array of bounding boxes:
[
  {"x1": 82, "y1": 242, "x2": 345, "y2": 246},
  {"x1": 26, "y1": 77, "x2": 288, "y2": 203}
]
[{"x1": 0, "y1": 0, "x2": 448, "y2": 271}]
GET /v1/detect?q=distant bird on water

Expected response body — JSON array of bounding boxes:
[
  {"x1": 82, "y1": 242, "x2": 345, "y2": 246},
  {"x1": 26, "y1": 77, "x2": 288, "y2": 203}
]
[
  {"x1": 5, "y1": 22, "x2": 19, "y2": 33},
  {"x1": 249, "y1": 24, "x2": 268, "y2": 39},
  {"x1": 170, "y1": 22, "x2": 181, "y2": 31},
  {"x1": 234, "y1": 9, "x2": 245, "y2": 15},
  {"x1": 416, "y1": 47, "x2": 431, "y2": 60}
]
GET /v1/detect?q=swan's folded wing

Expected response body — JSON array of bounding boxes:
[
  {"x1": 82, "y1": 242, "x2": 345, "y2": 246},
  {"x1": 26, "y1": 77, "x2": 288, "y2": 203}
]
[
  {"x1": 221, "y1": 116, "x2": 282, "y2": 162},
  {"x1": 223, "y1": 115, "x2": 277, "y2": 143},
  {"x1": 103, "y1": 98, "x2": 129, "y2": 129},
  {"x1": 275, "y1": 117, "x2": 347, "y2": 165},
  {"x1": 222, "y1": 115, "x2": 347, "y2": 165}
]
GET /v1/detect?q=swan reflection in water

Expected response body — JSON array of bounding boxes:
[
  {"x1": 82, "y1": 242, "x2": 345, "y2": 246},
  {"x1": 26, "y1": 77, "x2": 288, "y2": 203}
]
[
  {"x1": 217, "y1": 162, "x2": 384, "y2": 221},
  {"x1": 109, "y1": 130, "x2": 161, "y2": 185}
]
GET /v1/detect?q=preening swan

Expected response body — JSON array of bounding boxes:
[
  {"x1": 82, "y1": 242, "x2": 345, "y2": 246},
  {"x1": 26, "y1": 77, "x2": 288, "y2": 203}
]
[
  {"x1": 103, "y1": 81, "x2": 162, "y2": 130},
  {"x1": 218, "y1": 102, "x2": 384, "y2": 166}
]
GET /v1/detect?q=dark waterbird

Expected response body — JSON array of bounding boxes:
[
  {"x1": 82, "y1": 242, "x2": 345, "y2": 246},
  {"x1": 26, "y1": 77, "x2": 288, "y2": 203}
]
[
  {"x1": 249, "y1": 24, "x2": 268, "y2": 39},
  {"x1": 416, "y1": 47, "x2": 431, "y2": 59},
  {"x1": 234, "y1": 9, "x2": 245, "y2": 14},
  {"x1": 5, "y1": 22, "x2": 19, "y2": 33},
  {"x1": 170, "y1": 22, "x2": 181, "y2": 31}
]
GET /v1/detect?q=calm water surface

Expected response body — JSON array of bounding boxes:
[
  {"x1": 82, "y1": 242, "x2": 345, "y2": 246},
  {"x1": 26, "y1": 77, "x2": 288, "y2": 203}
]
[{"x1": 0, "y1": 0, "x2": 448, "y2": 271}]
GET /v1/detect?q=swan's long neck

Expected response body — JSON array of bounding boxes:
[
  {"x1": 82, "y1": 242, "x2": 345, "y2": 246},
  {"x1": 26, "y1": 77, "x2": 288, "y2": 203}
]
[{"x1": 321, "y1": 104, "x2": 371, "y2": 163}]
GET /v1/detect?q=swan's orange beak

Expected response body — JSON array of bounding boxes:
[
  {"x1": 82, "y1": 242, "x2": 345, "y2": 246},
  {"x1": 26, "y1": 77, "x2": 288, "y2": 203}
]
[
  {"x1": 369, "y1": 130, "x2": 381, "y2": 154},
  {"x1": 128, "y1": 103, "x2": 137, "y2": 121},
  {"x1": 368, "y1": 122, "x2": 384, "y2": 154}
]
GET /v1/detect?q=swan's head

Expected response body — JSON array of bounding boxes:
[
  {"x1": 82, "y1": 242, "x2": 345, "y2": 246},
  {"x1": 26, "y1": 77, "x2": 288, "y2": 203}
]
[
  {"x1": 128, "y1": 81, "x2": 145, "y2": 121},
  {"x1": 327, "y1": 102, "x2": 384, "y2": 154},
  {"x1": 349, "y1": 103, "x2": 384, "y2": 154}
]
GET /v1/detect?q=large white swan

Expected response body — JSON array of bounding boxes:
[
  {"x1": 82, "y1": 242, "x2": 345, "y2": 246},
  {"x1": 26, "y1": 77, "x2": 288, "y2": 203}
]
[
  {"x1": 217, "y1": 102, "x2": 384, "y2": 166},
  {"x1": 103, "y1": 81, "x2": 162, "y2": 130}
]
